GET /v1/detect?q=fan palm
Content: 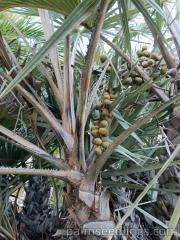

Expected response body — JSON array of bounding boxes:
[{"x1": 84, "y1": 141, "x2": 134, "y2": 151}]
[{"x1": 0, "y1": 0, "x2": 179, "y2": 240}]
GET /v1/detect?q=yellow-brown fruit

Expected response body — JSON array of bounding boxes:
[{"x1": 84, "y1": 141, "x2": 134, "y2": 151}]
[
  {"x1": 103, "y1": 92, "x2": 111, "y2": 100},
  {"x1": 101, "y1": 108, "x2": 110, "y2": 117},
  {"x1": 173, "y1": 105, "x2": 180, "y2": 119},
  {"x1": 125, "y1": 77, "x2": 133, "y2": 84},
  {"x1": 101, "y1": 142, "x2": 110, "y2": 149},
  {"x1": 156, "y1": 55, "x2": 161, "y2": 61},
  {"x1": 160, "y1": 64, "x2": 167, "y2": 75},
  {"x1": 135, "y1": 77, "x2": 143, "y2": 84},
  {"x1": 103, "y1": 116, "x2": 111, "y2": 122},
  {"x1": 137, "y1": 50, "x2": 143, "y2": 57},
  {"x1": 147, "y1": 59, "x2": 155, "y2": 66},
  {"x1": 91, "y1": 129, "x2": 99, "y2": 137},
  {"x1": 140, "y1": 56, "x2": 148, "y2": 62},
  {"x1": 99, "y1": 128, "x2": 108, "y2": 136},
  {"x1": 94, "y1": 147, "x2": 102, "y2": 156},
  {"x1": 160, "y1": 67, "x2": 167, "y2": 75},
  {"x1": 91, "y1": 125, "x2": 98, "y2": 131},
  {"x1": 130, "y1": 71, "x2": 137, "y2": 77},
  {"x1": 99, "y1": 120, "x2": 109, "y2": 128},
  {"x1": 142, "y1": 50, "x2": 150, "y2": 57},
  {"x1": 93, "y1": 120, "x2": 99, "y2": 125},
  {"x1": 103, "y1": 95, "x2": 111, "y2": 101},
  {"x1": 150, "y1": 53, "x2": 160, "y2": 61},
  {"x1": 93, "y1": 138, "x2": 102, "y2": 145},
  {"x1": 95, "y1": 103, "x2": 102, "y2": 110},
  {"x1": 141, "y1": 45, "x2": 148, "y2": 51},
  {"x1": 100, "y1": 54, "x2": 107, "y2": 63},
  {"x1": 141, "y1": 61, "x2": 149, "y2": 68},
  {"x1": 104, "y1": 99, "x2": 113, "y2": 105}
]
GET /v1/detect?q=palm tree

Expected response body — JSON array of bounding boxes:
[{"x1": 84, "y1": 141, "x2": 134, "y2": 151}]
[{"x1": 0, "y1": 0, "x2": 179, "y2": 239}]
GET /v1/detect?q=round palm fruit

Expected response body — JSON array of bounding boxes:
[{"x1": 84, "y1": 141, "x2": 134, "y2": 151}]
[
  {"x1": 172, "y1": 105, "x2": 180, "y2": 118},
  {"x1": 101, "y1": 108, "x2": 110, "y2": 117},
  {"x1": 104, "y1": 99, "x2": 113, "y2": 105},
  {"x1": 142, "y1": 50, "x2": 150, "y2": 57},
  {"x1": 141, "y1": 45, "x2": 148, "y2": 51},
  {"x1": 93, "y1": 138, "x2": 102, "y2": 145},
  {"x1": 160, "y1": 67, "x2": 167, "y2": 75},
  {"x1": 93, "y1": 120, "x2": 99, "y2": 125},
  {"x1": 156, "y1": 55, "x2": 161, "y2": 61},
  {"x1": 125, "y1": 77, "x2": 133, "y2": 84},
  {"x1": 130, "y1": 71, "x2": 137, "y2": 77},
  {"x1": 141, "y1": 61, "x2": 149, "y2": 68},
  {"x1": 94, "y1": 147, "x2": 102, "y2": 156},
  {"x1": 135, "y1": 77, "x2": 143, "y2": 84},
  {"x1": 101, "y1": 142, "x2": 110, "y2": 149},
  {"x1": 150, "y1": 53, "x2": 160, "y2": 61},
  {"x1": 91, "y1": 125, "x2": 98, "y2": 131},
  {"x1": 99, "y1": 120, "x2": 109, "y2": 128},
  {"x1": 160, "y1": 64, "x2": 167, "y2": 74},
  {"x1": 99, "y1": 128, "x2": 108, "y2": 136},
  {"x1": 147, "y1": 59, "x2": 155, "y2": 66},
  {"x1": 103, "y1": 93, "x2": 111, "y2": 100},
  {"x1": 103, "y1": 94, "x2": 111, "y2": 100},
  {"x1": 91, "y1": 129, "x2": 99, "y2": 137},
  {"x1": 137, "y1": 50, "x2": 143, "y2": 57},
  {"x1": 95, "y1": 103, "x2": 102, "y2": 110},
  {"x1": 140, "y1": 56, "x2": 148, "y2": 62},
  {"x1": 103, "y1": 116, "x2": 111, "y2": 122},
  {"x1": 106, "y1": 65, "x2": 112, "y2": 73},
  {"x1": 100, "y1": 54, "x2": 107, "y2": 63}
]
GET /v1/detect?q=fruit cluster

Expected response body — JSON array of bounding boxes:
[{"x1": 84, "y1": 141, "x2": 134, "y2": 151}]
[
  {"x1": 137, "y1": 46, "x2": 167, "y2": 75},
  {"x1": 91, "y1": 91, "x2": 115, "y2": 156},
  {"x1": 137, "y1": 45, "x2": 161, "y2": 66},
  {"x1": 121, "y1": 46, "x2": 168, "y2": 85}
]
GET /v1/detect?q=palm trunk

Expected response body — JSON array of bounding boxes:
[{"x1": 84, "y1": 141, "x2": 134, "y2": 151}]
[{"x1": 19, "y1": 176, "x2": 57, "y2": 240}]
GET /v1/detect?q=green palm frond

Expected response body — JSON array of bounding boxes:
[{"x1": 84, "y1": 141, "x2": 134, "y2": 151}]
[
  {"x1": 0, "y1": 140, "x2": 28, "y2": 166},
  {"x1": 118, "y1": 0, "x2": 131, "y2": 54},
  {"x1": 0, "y1": 0, "x2": 80, "y2": 16},
  {"x1": 0, "y1": 0, "x2": 100, "y2": 99}
]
